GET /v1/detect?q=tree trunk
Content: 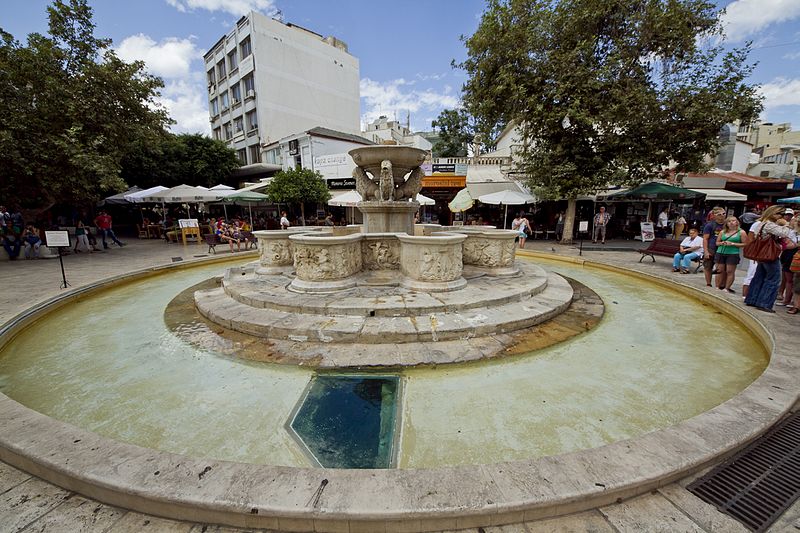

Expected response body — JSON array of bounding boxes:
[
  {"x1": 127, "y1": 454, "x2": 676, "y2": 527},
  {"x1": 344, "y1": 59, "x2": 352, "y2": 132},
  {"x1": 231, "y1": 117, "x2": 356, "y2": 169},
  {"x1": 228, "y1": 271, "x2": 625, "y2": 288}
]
[
  {"x1": 300, "y1": 203, "x2": 306, "y2": 226},
  {"x1": 560, "y1": 198, "x2": 578, "y2": 245}
]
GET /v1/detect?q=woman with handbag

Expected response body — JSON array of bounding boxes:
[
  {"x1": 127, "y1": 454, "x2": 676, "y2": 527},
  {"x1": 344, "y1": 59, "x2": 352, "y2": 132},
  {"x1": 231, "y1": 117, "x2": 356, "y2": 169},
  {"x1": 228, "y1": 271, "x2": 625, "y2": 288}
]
[{"x1": 743, "y1": 205, "x2": 797, "y2": 313}]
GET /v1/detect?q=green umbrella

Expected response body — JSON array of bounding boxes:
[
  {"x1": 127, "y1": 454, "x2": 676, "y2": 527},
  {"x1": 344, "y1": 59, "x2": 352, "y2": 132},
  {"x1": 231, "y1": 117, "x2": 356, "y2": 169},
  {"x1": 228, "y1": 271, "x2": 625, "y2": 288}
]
[
  {"x1": 222, "y1": 190, "x2": 269, "y2": 221},
  {"x1": 606, "y1": 182, "x2": 706, "y2": 201}
]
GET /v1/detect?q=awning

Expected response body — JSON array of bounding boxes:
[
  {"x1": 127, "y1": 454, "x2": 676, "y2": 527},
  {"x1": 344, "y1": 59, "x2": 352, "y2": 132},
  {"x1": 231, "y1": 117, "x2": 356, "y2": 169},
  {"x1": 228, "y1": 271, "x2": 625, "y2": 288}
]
[
  {"x1": 687, "y1": 188, "x2": 747, "y2": 202},
  {"x1": 466, "y1": 182, "x2": 524, "y2": 198}
]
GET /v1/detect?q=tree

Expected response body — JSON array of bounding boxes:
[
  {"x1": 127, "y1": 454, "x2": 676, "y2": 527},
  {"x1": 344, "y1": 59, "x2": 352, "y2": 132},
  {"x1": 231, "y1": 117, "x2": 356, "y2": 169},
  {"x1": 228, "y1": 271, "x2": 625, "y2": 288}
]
[
  {"x1": 120, "y1": 133, "x2": 239, "y2": 189},
  {"x1": 264, "y1": 168, "x2": 331, "y2": 225},
  {"x1": 459, "y1": 0, "x2": 762, "y2": 244},
  {"x1": 0, "y1": 0, "x2": 170, "y2": 214},
  {"x1": 432, "y1": 109, "x2": 473, "y2": 157}
]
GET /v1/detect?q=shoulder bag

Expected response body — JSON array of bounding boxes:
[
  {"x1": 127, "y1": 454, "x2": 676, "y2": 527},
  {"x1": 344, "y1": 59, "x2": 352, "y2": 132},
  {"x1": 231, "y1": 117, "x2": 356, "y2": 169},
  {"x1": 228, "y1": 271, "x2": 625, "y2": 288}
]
[{"x1": 742, "y1": 225, "x2": 781, "y2": 262}]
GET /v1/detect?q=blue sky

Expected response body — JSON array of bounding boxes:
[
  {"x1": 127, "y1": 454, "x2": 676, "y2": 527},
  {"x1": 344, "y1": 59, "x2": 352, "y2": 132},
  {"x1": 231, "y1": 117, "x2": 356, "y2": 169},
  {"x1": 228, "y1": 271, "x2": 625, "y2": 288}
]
[{"x1": 5, "y1": 0, "x2": 800, "y2": 135}]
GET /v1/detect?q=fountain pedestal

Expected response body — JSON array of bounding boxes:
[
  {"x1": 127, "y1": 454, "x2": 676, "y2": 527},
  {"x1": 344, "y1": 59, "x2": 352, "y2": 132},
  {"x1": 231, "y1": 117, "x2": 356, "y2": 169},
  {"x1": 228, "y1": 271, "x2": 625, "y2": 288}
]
[{"x1": 358, "y1": 201, "x2": 419, "y2": 235}]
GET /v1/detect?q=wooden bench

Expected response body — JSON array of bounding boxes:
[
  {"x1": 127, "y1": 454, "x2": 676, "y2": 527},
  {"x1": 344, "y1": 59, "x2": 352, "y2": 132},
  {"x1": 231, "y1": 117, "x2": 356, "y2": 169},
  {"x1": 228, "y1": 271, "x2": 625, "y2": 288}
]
[{"x1": 637, "y1": 238, "x2": 703, "y2": 273}]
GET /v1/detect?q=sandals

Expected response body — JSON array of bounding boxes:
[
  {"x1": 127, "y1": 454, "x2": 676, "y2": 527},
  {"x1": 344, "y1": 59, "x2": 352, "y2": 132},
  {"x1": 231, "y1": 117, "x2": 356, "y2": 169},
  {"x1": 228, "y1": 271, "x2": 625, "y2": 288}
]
[{"x1": 788, "y1": 307, "x2": 799, "y2": 315}]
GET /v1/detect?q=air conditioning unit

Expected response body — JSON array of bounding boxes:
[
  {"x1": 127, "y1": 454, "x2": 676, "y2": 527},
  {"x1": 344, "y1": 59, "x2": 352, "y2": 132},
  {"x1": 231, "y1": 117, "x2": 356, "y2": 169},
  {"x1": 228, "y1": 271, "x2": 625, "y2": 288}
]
[{"x1": 247, "y1": 90, "x2": 255, "y2": 98}]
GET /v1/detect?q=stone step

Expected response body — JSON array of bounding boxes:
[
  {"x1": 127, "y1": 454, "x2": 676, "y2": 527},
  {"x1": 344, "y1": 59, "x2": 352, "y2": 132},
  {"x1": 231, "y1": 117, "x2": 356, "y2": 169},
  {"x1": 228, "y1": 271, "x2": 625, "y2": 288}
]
[
  {"x1": 195, "y1": 271, "x2": 573, "y2": 344},
  {"x1": 221, "y1": 263, "x2": 550, "y2": 317}
]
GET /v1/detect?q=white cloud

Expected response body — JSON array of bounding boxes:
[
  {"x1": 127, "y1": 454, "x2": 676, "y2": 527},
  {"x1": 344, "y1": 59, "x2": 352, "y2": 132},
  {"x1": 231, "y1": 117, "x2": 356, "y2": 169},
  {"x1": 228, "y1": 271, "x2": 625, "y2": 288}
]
[
  {"x1": 165, "y1": 0, "x2": 277, "y2": 17},
  {"x1": 721, "y1": 0, "x2": 800, "y2": 41},
  {"x1": 116, "y1": 34, "x2": 198, "y2": 79},
  {"x1": 360, "y1": 78, "x2": 460, "y2": 131},
  {"x1": 159, "y1": 79, "x2": 212, "y2": 135},
  {"x1": 116, "y1": 33, "x2": 209, "y2": 134},
  {"x1": 783, "y1": 51, "x2": 800, "y2": 60},
  {"x1": 759, "y1": 78, "x2": 800, "y2": 114}
]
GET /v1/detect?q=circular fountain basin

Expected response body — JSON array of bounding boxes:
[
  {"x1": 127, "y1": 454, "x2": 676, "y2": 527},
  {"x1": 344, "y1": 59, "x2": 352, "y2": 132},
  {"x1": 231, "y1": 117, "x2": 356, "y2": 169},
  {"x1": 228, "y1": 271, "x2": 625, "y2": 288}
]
[
  {"x1": 349, "y1": 145, "x2": 427, "y2": 180},
  {"x1": 0, "y1": 253, "x2": 789, "y2": 532}
]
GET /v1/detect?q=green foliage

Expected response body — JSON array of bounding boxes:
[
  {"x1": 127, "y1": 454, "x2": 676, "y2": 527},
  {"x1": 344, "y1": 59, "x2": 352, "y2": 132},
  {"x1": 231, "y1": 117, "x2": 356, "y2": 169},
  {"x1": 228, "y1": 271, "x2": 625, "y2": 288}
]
[
  {"x1": 120, "y1": 133, "x2": 239, "y2": 189},
  {"x1": 459, "y1": 0, "x2": 763, "y2": 200},
  {"x1": 432, "y1": 109, "x2": 473, "y2": 157},
  {"x1": 0, "y1": 0, "x2": 170, "y2": 212},
  {"x1": 265, "y1": 168, "x2": 331, "y2": 204}
]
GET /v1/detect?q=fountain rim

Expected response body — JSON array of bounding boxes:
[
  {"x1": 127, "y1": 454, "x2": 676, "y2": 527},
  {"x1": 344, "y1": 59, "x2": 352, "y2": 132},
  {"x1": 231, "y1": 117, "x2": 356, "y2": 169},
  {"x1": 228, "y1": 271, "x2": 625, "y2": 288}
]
[{"x1": 0, "y1": 250, "x2": 791, "y2": 532}]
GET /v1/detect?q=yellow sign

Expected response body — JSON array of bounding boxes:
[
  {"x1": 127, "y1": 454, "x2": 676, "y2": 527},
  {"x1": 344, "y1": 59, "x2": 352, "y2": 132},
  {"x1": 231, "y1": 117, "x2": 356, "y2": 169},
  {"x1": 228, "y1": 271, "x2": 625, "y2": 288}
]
[{"x1": 422, "y1": 176, "x2": 466, "y2": 188}]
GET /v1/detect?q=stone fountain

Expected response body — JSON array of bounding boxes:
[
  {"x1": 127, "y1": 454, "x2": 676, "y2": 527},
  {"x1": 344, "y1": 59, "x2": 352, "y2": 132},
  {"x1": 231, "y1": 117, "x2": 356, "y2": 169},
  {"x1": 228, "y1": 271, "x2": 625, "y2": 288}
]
[{"x1": 195, "y1": 145, "x2": 575, "y2": 366}]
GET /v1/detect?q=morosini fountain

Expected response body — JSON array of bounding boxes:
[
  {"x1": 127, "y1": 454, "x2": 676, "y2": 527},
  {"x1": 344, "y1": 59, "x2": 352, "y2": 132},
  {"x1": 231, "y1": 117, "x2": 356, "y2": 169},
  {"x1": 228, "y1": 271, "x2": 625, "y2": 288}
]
[{"x1": 0, "y1": 145, "x2": 790, "y2": 532}]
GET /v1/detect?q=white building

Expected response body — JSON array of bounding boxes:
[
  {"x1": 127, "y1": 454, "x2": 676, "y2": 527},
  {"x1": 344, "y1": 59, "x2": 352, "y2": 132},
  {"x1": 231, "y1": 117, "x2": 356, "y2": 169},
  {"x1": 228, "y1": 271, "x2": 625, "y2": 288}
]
[
  {"x1": 203, "y1": 13, "x2": 360, "y2": 175},
  {"x1": 360, "y1": 116, "x2": 432, "y2": 150},
  {"x1": 262, "y1": 126, "x2": 374, "y2": 194}
]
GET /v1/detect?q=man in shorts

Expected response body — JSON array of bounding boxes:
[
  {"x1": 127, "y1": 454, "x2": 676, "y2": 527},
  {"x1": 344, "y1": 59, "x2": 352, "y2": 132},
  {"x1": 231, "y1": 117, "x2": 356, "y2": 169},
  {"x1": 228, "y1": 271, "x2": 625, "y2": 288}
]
[{"x1": 702, "y1": 208, "x2": 726, "y2": 287}]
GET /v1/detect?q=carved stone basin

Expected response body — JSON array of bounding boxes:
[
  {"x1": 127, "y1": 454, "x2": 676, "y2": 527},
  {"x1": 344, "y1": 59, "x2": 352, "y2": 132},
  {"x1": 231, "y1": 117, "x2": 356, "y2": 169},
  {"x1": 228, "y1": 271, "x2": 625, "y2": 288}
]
[{"x1": 349, "y1": 146, "x2": 427, "y2": 180}]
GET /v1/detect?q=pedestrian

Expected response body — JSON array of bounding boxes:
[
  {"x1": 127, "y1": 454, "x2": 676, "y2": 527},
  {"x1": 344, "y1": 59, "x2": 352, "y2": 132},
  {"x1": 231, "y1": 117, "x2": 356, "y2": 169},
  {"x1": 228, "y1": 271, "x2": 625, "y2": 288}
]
[
  {"x1": 94, "y1": 211, "x2": 124, "y2": 248},
  {"x1": 702, "y1": 207, "x2": 726, "y2": 287},
  {"x1": 555, "y1": 211, "x2": 565, "y2": 241},
  {"x1": 744, "y1": 205, "x2": 797, "y2": 313},
  {"x1": 656, "y1": 207, "x2": 669, "y2": 238},
  {"x1": 74, "y1": 220, "x2": 92, "y2": 253},
  {"x1": 592, "y1": 206, "x2": 610, "y2": 244},
  {"x1": 673, "y1": 214, "x2": 686, "y2": 239},
  {"x1": 280, "y1": 211, "x2": 290, "y2": 230},
  {"x1": 714, "y1": 216, "x2": 747, "y2": 293}
]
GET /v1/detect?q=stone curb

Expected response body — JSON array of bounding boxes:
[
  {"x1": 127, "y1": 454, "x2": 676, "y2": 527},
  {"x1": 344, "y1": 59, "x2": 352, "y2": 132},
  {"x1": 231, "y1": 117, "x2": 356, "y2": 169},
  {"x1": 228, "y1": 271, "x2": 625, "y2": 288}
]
[{"x1": 0, "y1": 251, "x2": 794, "y2": 532}]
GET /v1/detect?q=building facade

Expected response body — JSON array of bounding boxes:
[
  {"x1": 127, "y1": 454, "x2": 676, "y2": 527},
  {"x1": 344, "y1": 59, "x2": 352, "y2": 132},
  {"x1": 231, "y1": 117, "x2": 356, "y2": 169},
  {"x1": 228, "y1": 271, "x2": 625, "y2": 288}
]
[
  {"x1": 360, "y1": 116, "x2": 432, "y2": 150},
  {"x1": 203, "y1": 13, "x2": 360, "y2": 171}
]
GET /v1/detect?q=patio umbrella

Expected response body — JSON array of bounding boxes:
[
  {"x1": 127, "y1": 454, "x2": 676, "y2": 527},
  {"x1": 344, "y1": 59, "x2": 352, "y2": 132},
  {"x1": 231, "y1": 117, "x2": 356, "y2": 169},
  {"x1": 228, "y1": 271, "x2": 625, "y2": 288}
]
[
  {"x1": 448, "y1": 188, "x2": 474, "y2": 213},
  {"x1": 416, "y1": 193, "x2": 435, "y2": 206},
  {"x1": 222, "y1": 190, "x2": 268, "y2": 221},
  {"x1": 124, "y1": 186, "x2": 168, "y2": 203},
  {"x1": 144, "y1": 185, "x2": 229, "y2": 218},
  {"x1": 606, "y1": 182, "x2": 705, "y2": 221},
  {"x1": 478, "y1": 190, "x2": 536, "y2": 229},
  {"x1": 210, "y1": 184, "x2": 235, "y2": 191},
  {"x1": 100, "y1": 186, "x2": 141, "y2": 206},
  {"x1": 328, "y1": 190, "x2": 362, "y2": 224},
  {"x1": 777, "y1": 197, "x2": 800, "y2": 204}
]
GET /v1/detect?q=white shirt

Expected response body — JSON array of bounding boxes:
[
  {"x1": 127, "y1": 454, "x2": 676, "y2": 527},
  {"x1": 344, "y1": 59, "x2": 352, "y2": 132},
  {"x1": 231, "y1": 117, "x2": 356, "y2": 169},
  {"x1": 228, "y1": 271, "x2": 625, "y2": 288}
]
[
  {"x1": 280, "y1": 216, "x2": 290, "y2": 229},
  {"x1": 658, "y1": 212, "x2": 669, "y2": 228},
  {"x1": 680, "y1": 235, "x2": 704, "y2": 255}
]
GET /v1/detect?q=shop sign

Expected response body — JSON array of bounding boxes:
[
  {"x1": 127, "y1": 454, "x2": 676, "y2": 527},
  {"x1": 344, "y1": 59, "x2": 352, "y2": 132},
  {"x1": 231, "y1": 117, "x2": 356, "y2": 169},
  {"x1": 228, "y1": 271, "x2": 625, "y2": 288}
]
[{"x1": 327, "y1": 177, "x2": 356, "y2": 189}]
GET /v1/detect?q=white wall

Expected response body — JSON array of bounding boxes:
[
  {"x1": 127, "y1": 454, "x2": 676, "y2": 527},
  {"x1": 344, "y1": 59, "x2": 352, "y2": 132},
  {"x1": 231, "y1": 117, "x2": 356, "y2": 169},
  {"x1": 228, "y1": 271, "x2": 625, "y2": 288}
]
[{"x1": 251, "y1": 13, "x2": 360, "y2": 143}]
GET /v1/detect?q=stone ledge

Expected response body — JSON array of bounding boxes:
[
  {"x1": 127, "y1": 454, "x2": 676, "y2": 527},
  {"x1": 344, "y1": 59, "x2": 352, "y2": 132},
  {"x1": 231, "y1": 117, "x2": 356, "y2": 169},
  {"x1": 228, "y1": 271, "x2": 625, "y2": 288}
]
[{"x1": 0, "y1": 253, "x2": 794, "y2": 532}]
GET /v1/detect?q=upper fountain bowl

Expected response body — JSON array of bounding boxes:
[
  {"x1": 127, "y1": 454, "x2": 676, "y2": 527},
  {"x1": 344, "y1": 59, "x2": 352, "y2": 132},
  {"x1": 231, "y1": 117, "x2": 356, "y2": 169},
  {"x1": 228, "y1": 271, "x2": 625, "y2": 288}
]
[{"x1": 349, "y1": 146, "x2": 427, "y2": 181}]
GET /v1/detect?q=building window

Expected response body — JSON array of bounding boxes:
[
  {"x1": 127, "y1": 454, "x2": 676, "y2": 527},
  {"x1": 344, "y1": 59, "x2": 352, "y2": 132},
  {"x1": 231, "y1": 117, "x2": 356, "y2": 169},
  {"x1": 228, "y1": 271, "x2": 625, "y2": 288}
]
[
  {"x1": 240, "y1": 36, "x2": 252, "y2": 59},
  {"x1": 213, "y1": 127, "x2": 221, "y2": 140},
  {"x1": 210, "y1": 98, "x2": 219, "y2": 115},
  {"x1": 243, "y1": 74, "x2": 255, "y2": 97},
  {"x1": 231, "y1": 83, "x2": 241, "y2": 104},
  {"x1": 216, "y1": 59, "x2": 226, "y2": 79},
  {"x1": 224, "y1": 122, "x2": 232, "y2": 140},
  {"x1": 227, "y1": 49, "x2": 238, "y2": 71},
  {"x1": 246, "y1": 110, "x2": 258, "y2": 131},
  {"x1": 207, "y1": 69, "x2": 216, "y2": 86},
  {"x1": 249, "y1": 145, "x2": 261, "y2": 163},
  {"x1": 220, "y1": 92, "x2": 230, "y2": 110},
  {"x1": 237, "y1": 148, "x2": 247, "y2": 164},
  {"x1": 265, "y1": 147, "x2": 282, "y2": 165},
  {"x1": 234, "y1": 117, "x2": 244, "y2": 133}
]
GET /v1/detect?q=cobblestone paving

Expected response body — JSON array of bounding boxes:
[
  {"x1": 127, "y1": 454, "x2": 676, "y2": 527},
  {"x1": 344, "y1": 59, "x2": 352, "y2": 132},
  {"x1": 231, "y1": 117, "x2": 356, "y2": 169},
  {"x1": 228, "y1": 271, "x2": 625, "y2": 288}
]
[{"x1": 1, "y1": 238, "x2": 798, "y2": 532}]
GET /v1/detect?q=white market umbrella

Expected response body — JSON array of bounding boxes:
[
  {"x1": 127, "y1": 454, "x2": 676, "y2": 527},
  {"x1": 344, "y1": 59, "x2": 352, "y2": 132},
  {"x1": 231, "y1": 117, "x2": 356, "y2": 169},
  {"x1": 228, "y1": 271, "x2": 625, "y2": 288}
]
[
  {"x1": 144, "y1": 184, "x2": 230, "y2": 218},
  {"x1": 416, "y1": 193, "x2": 435, "y2": 206},
  {"x1": 210, "y1": 184, "x2": 235, "y2": 190},
  {"x1": 478, "y1": 190, "x2": 536, "y2": 229},
  {"x1": 328, "y1": 190, "x2": 362, "y2": 207},
  {"x1": 124, "y1": 185, "x2": 168, "y2": 203},
  {"x1": 448, "y1": 188, "x2": 474, "y2": 213}
]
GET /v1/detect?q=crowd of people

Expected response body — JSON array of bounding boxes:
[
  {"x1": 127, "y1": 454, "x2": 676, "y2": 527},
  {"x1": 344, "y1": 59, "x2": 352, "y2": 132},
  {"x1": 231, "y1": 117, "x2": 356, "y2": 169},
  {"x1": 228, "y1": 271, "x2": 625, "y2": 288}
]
[{"x1": 672, "y1": 204, "x2": 799, "y2": 314}]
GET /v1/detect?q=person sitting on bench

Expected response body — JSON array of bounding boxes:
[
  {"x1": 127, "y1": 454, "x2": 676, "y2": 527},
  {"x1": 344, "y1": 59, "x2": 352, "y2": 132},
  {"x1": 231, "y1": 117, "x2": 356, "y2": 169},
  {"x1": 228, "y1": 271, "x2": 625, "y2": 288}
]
[{"x1": 672, "y1": 228, "x2": 704, "y2": 274}]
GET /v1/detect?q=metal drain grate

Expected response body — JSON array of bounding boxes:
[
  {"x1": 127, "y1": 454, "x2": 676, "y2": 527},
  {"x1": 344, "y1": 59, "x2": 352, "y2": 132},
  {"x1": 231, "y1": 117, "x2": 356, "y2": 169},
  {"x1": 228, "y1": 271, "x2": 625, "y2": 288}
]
[{"x1": 687, "y1": 411, "x2": 800, "y2": 532}]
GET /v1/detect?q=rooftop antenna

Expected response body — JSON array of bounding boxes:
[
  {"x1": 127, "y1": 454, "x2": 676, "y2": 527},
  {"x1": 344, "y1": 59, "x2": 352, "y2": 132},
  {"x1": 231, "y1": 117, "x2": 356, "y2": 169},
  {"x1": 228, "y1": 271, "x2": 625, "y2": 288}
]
[{"x1": 406, "y1": 110, "x2": 410, "y2": 131}]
